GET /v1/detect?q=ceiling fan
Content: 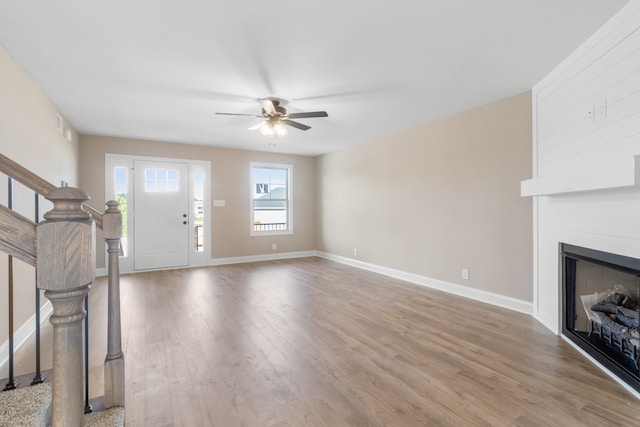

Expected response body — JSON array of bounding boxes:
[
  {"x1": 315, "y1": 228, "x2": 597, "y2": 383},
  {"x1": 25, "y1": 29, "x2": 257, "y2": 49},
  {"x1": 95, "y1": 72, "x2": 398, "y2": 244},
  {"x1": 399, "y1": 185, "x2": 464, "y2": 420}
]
[{"x1": 215, "y1": 98, "x2": 328, "y2": 137}]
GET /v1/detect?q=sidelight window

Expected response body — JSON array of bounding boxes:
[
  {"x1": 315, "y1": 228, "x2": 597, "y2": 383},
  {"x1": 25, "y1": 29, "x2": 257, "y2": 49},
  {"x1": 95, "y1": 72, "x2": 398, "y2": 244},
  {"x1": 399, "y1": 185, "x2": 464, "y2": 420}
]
[
  {"x1": 193, "y1": 170, "x2": 205, "y2": 253},
  {"x1": 113, "y1": 166, "x2": 129, "y2": 257}
]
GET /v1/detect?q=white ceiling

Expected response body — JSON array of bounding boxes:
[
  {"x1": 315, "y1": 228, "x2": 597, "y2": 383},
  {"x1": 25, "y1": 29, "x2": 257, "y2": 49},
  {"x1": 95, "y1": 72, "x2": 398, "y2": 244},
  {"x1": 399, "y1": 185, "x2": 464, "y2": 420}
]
[{"x1": 0, "y1": 1, "x2": 630, "y2": 156}]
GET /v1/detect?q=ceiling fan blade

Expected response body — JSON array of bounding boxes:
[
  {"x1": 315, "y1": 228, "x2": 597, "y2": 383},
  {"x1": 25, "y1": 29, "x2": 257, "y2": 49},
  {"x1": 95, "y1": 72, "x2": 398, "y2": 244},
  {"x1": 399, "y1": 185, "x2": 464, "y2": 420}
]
[
  {"x1": 260, "y1": 99, "x2": 277, "y2": 115},
  {"x1": 287, "y1": 111, "x2": 328, "y2": 119},
  {"x1": 248, "y1": 122, "x2": 264, "y2": 131},
  {"x1": 215, "y1": 112, "x2": 262, "y2": 117},
  {"x1": 281, "y1": 120, "x2": 311, "y2": 131}
]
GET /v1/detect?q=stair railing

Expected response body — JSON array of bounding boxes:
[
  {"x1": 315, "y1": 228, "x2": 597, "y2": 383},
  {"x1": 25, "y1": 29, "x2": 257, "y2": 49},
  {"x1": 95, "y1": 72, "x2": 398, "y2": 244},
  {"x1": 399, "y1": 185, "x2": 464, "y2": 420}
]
[{"x1": 0, "y1": 153, "x2": 124, "y2": 424}]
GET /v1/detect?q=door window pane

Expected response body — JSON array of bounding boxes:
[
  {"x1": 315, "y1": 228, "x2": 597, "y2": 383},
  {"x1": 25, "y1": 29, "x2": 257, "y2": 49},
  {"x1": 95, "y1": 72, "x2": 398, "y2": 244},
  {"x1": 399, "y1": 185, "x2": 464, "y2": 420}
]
[{"x1": 145, "y1": 168, "x2": 179, "y2": 193}]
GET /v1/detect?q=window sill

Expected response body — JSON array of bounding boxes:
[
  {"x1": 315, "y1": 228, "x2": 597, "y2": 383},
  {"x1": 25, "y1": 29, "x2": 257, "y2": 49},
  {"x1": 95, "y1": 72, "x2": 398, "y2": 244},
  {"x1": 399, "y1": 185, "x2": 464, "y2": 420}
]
[{"x1": 250, "y1": 230, "x2": 293, "y2": 237}]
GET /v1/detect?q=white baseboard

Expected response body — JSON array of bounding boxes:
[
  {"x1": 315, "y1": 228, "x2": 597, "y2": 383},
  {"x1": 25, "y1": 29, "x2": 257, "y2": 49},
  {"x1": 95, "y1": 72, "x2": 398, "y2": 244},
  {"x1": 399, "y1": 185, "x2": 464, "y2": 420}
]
[
  {"x1": 0, "y1": 301, "x2": 53, "y2": 379},
  {"x1": 102, "y1": 251, "x2": 318, "y2": 275},
  {"x1": 211, "y1": 250, "x2": 317, "y2": 266},
  {"x1": 316, "y1": 251, "x2": 533, "y2": 315},
  {"x1": 533, "y1": 310, "x2": 559, "y2": 335}
]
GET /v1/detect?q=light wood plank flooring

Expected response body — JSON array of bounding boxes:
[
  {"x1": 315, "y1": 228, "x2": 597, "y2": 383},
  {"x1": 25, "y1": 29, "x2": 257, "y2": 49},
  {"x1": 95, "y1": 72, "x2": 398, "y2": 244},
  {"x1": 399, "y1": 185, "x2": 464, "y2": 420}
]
[{"x1": 12, "y1": 257, "x2": 640, "y2": 426}]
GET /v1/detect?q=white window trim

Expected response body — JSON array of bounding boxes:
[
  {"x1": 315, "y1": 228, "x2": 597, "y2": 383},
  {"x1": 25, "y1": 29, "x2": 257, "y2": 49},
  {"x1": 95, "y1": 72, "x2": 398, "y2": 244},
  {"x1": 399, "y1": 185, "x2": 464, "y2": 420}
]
[{"x1": 250, "y1": 161, "x2": 293, "y2": 236}]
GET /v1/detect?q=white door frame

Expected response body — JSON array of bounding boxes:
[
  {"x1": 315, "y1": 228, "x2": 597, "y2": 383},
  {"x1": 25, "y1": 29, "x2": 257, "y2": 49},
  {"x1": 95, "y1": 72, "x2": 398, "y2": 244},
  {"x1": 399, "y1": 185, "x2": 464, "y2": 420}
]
[{"x1": 105, "y1": 153, "x2": 211, "y2": 273}]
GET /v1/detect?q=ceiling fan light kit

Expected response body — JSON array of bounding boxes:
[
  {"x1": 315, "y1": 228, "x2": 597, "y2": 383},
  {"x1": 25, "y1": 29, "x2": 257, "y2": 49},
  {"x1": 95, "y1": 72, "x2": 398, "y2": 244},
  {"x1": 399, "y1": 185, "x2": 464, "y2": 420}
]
[
  {"x1": 216, "y1": 98, "x2": 328, "y2": 139},
  {"x1": 259, "y1": 120, "x2": 287, "y2": 137}
]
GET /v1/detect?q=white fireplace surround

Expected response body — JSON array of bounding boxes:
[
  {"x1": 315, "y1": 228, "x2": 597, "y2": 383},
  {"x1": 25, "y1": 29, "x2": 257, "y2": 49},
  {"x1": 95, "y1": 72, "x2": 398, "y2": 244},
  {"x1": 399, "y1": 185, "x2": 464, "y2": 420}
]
[{"x1": 524, "y1": 1, "x2": 640, "y2": 336}]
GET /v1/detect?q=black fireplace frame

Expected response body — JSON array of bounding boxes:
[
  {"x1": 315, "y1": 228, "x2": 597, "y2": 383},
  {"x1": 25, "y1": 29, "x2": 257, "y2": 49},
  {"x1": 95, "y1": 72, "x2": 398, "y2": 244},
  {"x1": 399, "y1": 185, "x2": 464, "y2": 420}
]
[{"x1": 561, "y1": 243, "x2": 640, "y2": 393}]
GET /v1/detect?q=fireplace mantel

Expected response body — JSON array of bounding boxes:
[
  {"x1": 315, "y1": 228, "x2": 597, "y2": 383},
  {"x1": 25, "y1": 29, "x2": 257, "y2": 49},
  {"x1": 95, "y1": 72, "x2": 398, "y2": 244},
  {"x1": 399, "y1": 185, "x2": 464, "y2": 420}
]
[{"x1": 521, "y1": 155, "x2": 640, "y2": 197}]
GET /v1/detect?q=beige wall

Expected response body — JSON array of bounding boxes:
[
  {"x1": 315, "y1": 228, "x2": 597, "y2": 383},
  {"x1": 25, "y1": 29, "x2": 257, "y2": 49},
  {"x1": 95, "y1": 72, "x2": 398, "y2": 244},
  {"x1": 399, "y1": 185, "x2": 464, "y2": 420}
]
[
  {"x1": 79, "y1": 135, "x2": 317, "y2": 267},
  {"x1": 316, "y1": 92, "x2": 533, "y2": 301},
  {"x1": 0, "y1": 45, "x2": 79, "y2": 347}
]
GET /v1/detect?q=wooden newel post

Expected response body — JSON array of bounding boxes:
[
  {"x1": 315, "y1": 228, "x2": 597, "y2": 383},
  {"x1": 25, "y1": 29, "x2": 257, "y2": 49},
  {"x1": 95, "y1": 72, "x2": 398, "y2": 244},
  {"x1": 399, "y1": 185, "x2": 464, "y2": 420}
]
[
  {"x1": 103, "y1": 200, "x2": 125, "y2": 408},
  {"x1": 36, "y1": 187, "x2": 95, "y2": 427}
]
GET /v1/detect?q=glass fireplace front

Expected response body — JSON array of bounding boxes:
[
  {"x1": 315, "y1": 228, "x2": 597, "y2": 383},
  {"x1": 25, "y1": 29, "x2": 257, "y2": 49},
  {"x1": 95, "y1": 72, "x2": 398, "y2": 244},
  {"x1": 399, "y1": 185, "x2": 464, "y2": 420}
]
[{"x1": 562, "y1": 243, "x2": 640, "y2": 393}]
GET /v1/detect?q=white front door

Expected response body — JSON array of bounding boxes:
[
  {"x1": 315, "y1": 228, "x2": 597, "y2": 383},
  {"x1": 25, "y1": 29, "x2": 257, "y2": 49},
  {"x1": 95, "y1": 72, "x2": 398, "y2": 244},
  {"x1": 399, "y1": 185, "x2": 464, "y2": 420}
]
[{"x1": 133, "y1": 160, "x2": 190, "y2": 270}]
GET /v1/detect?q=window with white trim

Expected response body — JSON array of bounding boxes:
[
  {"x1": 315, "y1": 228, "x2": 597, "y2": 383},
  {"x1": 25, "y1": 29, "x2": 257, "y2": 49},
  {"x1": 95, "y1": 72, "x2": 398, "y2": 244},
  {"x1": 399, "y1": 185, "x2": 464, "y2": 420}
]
[{"x1": 251, "y1": 162, "x2": 292, "y2": 234}]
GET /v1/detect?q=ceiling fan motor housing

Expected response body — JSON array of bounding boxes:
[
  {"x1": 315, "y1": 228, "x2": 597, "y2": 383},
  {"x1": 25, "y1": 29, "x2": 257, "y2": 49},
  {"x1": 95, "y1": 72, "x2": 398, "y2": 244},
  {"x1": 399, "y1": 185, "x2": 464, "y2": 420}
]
[{"x1": 262, "y1": 100, "x2": 287, "y2": 117}]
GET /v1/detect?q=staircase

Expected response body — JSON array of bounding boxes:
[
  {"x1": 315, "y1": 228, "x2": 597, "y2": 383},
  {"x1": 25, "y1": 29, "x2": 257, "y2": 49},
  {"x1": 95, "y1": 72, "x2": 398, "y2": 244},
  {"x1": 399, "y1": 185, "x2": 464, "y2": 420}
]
[{"x1": 0, "y1": 154, "x2": 125, "y2": 426}]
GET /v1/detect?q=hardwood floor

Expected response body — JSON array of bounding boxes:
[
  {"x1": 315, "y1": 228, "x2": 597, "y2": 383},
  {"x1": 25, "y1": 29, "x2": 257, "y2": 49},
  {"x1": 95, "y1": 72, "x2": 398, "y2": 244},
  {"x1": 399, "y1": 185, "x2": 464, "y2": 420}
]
[{"x1": 12, "y1": 257, "x2": 640, "y2": 426}]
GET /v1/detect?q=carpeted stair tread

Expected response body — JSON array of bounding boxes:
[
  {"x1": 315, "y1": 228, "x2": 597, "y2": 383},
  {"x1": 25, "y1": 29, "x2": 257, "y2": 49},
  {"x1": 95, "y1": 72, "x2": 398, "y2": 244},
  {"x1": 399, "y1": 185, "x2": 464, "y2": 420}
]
[
  {"x1": 0, "y1": 383, "x2": 51, "y2": 427},
  {"x1": 0, "y1": 382, "x2": 124, "y2": 426},
  {"x1": 85, "y1": 406, "x2": 125, "y2": 427}
]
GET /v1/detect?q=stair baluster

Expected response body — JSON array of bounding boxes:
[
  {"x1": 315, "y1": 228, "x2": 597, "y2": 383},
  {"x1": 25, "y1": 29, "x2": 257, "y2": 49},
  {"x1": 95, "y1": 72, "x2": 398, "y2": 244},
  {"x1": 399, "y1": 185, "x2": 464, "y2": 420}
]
[
  {"x1": 3, "y1": 177, "x2": 18, "y2": 392},
  {"x1": 84, "y1": 293, "x2": 92, "y2": 414},
  {"x1": 31, "y1": 192, "x2": 45, "y2": 386},
  {"x1": 103, "y1": 200, "x2": 125, "y2": 408}
]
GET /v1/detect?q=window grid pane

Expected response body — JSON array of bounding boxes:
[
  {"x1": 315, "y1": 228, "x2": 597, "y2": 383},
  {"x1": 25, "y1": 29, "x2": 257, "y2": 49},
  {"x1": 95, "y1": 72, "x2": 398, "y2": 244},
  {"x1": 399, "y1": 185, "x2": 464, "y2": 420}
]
[{"x1": 145, "y1": 168, "x2": 180, "y2": 193}]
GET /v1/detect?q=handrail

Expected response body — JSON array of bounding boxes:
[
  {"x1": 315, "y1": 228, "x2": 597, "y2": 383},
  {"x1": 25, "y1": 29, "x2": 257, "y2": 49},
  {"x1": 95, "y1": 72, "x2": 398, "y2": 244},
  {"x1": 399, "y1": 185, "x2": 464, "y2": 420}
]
[
  {"x1": 0, "y1": 153, "x2": 103, "y2": 229},
  {"x1": 0, "y1": 153, "x2": 55, "y2": 196},
  {"x1": 84, "y1": 204, "x2": 103, "y2": 230},
  {"x1": 0, "y1": 205, "x2": 36, "y2": 266}
]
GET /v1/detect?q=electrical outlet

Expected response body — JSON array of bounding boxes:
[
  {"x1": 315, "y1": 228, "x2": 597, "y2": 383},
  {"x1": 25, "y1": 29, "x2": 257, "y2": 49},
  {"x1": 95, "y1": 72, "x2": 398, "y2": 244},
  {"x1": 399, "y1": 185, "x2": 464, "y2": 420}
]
[
  {"x1": 272, "y1": 243, "x2": 277, "y2": 250},
  {"x1": 353, "y1": 248, "x2": 358, "y2": 256},
  {"x1": 462, "y1": 269, "x2": 470, "y2": 280}
]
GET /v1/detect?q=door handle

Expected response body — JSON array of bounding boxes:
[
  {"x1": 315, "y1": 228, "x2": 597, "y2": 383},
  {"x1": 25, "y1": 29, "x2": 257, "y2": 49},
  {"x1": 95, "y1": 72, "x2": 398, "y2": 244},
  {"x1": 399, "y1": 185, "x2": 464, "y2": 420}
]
[
  {"x1": 183, "y1": 213, "x2": 187, "y2": 218},
  {"x1": 183, "y1": 221, "x2": 188, "y2": 225}
]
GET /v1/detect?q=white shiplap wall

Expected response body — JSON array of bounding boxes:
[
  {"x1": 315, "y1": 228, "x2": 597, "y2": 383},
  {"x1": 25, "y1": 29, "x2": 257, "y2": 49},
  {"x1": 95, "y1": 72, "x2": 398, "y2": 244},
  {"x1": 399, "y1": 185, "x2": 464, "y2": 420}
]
[{"x1": 527, "y1": 1, "x2": 640, "y2": 333}]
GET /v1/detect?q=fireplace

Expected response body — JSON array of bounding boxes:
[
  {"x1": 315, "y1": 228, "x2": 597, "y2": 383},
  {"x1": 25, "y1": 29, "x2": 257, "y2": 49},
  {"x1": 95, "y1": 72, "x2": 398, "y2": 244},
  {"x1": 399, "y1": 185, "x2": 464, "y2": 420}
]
[{"x1": 562, "y1": 243, "x2": 640, "y2": 392}]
